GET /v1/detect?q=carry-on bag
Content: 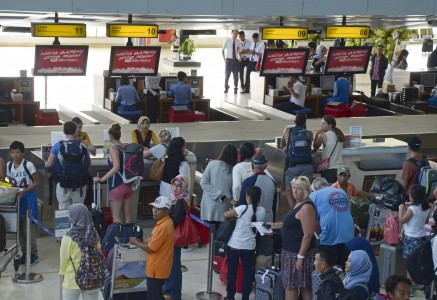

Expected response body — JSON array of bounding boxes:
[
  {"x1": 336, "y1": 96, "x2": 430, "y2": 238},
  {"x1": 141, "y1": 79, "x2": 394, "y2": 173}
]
[
  {"x1": 377, "y1": 243, "x2": 406, "y2": 285},
  {"x1": 255, "y1": 238, "x2": 285, "y2": 299},
  {"x1": 219, "y1": 255, "x2": 244, "y2": 293},
  {"x1": 213, "y1": 240, "x2": 226, "y2": 274},
  {"x1": 91, "y1": 169, "x2": 112, "y2": 238}
]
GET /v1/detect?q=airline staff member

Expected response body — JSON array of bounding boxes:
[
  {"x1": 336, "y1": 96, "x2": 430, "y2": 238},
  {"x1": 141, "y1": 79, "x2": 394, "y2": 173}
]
[
  {"x1": 242, "y1": 33, "x2": 264, "y2": 94},
  {"x1": 222, "y1": 30, "x2": 242, "y2": 94},
  {"x1": 238, "y1": 31, "x2": 252, "y2": 92}
]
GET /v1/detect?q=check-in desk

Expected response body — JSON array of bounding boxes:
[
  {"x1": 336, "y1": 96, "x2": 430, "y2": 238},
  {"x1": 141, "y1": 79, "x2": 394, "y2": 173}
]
[
  {"x1": 30, "y1": 148, "x2": 197, "y2": 229},
  {"x1": 263, "y1": 138, "x2": 408, "y2": 191}
]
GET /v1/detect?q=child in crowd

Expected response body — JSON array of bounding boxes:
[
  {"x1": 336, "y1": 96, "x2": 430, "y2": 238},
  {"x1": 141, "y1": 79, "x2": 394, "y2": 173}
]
[
  {"x1": 72, "y1": 117, "x2": 96, "y2": 156},
  {"x1": 7, "y1": 141, "x2": 40, "y2": 265},
  {"x1": 376, "y1": 274, "x2": 412, "y2": 300},
  {"x1": 131, "y1": 116, "x2": 159, "y2": 148},
  {"x1": 314, "y1": 246, "x2": 344, "y2": 299}
]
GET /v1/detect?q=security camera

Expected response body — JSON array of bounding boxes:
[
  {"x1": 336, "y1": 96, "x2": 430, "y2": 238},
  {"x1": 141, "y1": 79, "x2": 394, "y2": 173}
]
[{"x1": 426, "y1": 15, "x2": 435, "y2": 25}]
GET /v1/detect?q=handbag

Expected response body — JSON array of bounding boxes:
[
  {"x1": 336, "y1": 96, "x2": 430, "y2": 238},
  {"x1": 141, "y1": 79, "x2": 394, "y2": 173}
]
[
  {"x1": 316, "y1": 138, "x2": 338, "y2": 173},
  {"x1": 174, "y1": 201, "x2": 200, "y2": 247},
  {"x1": 148, "y1": 157, "x2": 165, "y2": 181},
  {"x1": 216, "y1": 205, "x2": 248, "y2": 243}
]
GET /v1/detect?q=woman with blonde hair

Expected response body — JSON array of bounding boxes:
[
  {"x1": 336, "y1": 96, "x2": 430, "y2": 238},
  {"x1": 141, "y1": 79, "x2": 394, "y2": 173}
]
[
  {"x1": 143, "y1": 128, "x2": 171, "y2": 159},
  {"x1": 313, "y1": 115, "x2": 346, "y2": 183},
  {"x1": 131, "y1": 116, "x2": 159, "y2": 148},
  {"x1": 268, "y1": 176, "x2": 317, "y2": 300}
]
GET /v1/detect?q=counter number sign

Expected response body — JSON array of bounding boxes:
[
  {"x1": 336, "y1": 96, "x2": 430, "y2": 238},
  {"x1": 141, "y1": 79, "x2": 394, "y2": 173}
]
[
  {"x1": 325, "y1": 26, "x2": 370, "y2": 39},
  {"x1": 107, "y1": 24, "x2": 159, "y2": 38},
  {"x1": 261, "y1": 27, "x2": 308, "y2": 40},
  {"x1": 31, "y1": 23, "x2": 86, "y2": 37}
]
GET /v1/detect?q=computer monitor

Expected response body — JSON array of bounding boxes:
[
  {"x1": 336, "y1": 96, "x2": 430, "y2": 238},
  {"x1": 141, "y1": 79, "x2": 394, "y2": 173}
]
[
  {"x1": 320, "y1": 75, "x2": 336, "y2": 92},
  {"x1": 421, "y1": 73, "x2": 435, "y2": 91}
]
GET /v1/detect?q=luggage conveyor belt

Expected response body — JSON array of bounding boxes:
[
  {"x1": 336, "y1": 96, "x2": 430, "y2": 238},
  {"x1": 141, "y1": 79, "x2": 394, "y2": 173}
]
[{"x1": 80, "y1": 111, "x2": 116, "y2": 125}]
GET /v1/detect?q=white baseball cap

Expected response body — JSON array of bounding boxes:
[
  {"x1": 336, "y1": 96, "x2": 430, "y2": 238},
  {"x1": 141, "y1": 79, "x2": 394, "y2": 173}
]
[{"x1": 149, "y1": 196, "x2": 172, "y2": 209}]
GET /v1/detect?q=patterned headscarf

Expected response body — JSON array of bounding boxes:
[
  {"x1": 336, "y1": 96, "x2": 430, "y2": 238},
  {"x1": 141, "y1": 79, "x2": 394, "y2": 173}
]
[
  {"x1": 66, "y1": 204, "x2": 99, "y2": 248},
  {"x1": 170, "y1": 175, "x2": 189, "y2": 205}
]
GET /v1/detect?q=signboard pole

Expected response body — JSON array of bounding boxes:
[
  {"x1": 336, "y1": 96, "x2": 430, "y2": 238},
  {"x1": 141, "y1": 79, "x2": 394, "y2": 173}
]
[{"x1": 44, "y1": 76, "x2": 48, "y2": 109}]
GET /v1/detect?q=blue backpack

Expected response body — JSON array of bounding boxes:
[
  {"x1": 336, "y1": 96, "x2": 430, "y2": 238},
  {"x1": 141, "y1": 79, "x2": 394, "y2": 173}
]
[
  {"x1": 408, "y1": 155, "x2": 437, "y2": 199},
  {"x1": 54, "y1": 140, "x2": 90, "y2": 190},
  {"x1": 288, "y1": 127, "x2": 312, "y2": 166}
]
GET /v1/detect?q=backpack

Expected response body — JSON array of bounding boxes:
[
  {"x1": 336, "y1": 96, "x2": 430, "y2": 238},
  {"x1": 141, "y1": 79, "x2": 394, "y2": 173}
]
[
  {"x1": 287, "y1": 127, "x2": 312, "y2": 166},
  {"x1": 55, "y1": 140, "x2": 90, "y2": 190},
  {"x1": 383, "y1": 212, "x2": 400, "y2": 245},
  {"x1": 70, "y1": 239, "x2": 105, "y2": 290},
  {"x1": 422, "y1": 38, "x2": 434, "y2": 53},
  {"x1": 336, "y1": 283, "x2": 368, "y2": 300},
  {"x1": 407, "y1": 232, "x2": 437, "y2": 285},
  {"x1": 114, "y1": 144, "x2": 144, "y2": 190},
  {"x1": 7, "y1": 160, "x2": 33, "y2": 181},
  {"x1": 408, "y1": 156, "x2": 437, "y2": 199}
]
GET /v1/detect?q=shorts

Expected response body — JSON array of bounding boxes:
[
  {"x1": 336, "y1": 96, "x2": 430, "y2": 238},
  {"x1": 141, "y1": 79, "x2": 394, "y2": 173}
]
[
  {"x1": 109, "y1": 183, "x2": 133, "y2": 202},
  {"x1": 285, "y1": 164, "x2": 314, "y2": 186},
  {"x1": 403, "y1": 235, "x2": 424, "y2": 259}
]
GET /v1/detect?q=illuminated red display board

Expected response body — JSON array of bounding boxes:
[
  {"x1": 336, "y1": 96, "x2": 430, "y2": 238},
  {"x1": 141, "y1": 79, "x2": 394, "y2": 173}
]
[
  {"x1": 34, "y1": 45, "x2": 89, "y2": 76},
  {"x1": 260, "y1": 48, "x2": 309, "y2": 76},
  {"x1": 108, "y1": 46, "x2": 161, "y2": 76},
  {"x1": 324, "y1": 46, "x2": 372, "y2": 75}
]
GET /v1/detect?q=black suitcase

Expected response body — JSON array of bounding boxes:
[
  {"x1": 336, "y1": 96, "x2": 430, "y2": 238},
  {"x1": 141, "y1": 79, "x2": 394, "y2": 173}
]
[{"x1": 367, "y1": 97, "x2": 390, "y2": 110}]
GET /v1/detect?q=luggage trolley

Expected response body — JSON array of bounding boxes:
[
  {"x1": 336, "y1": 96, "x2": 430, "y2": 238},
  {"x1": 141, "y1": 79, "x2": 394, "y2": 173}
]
[
  {"x1": 366, "y1": 203, "x2": 391, "y2": 245},
  {"x1": 0, "y1": 190, "x2": 19, "y2": 277},
  {"x1": 108, "y1": 244, "x2": 147, "y2": 299}
]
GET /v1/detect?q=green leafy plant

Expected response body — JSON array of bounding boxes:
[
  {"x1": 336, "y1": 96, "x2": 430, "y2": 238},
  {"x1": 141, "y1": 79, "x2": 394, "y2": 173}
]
[{"x1": 178, "y1": 39, "x2": 196, "y2": 56}]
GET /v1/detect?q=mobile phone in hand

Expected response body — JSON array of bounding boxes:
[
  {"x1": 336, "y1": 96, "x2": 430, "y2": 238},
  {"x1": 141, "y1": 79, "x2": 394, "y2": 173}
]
[{"x1": 262, "y1": 222, "x2": 271, "y2": 230}]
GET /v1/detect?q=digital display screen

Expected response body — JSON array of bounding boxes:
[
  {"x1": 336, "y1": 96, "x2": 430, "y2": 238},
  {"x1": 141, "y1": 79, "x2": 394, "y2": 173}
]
[{"x1": 108, "y1": 46, "x2": 161, "y2": 76}]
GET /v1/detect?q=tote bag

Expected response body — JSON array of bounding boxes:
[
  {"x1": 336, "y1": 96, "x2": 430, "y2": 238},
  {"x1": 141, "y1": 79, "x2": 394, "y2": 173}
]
[{"x1": 174, "y1": 201, "x2": 200, "y2": 247}]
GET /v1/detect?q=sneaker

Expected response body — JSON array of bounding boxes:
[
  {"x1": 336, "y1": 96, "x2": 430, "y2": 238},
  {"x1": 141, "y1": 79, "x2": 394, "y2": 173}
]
[
  {"x1": 30, "y1": 254, "x2": 39, "y2": 266},
  {"x1": 234, "y1": 89, "x2": 238, "y2": 94}
]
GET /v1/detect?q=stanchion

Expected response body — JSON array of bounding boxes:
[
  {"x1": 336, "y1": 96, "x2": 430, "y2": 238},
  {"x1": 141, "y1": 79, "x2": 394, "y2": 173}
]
[
  {"x1": 12, "y1": 209, "x2": 43, "y2": 284},
  {"x1": 196, "y1": 223, "x2": 222, "y2": 300}
]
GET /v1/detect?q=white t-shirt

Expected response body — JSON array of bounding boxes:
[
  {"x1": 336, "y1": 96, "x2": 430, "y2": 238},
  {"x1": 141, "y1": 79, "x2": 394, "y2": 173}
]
[
  {"x1": 149, "y1": 144, "x2": 167, "y2": 159},
  {"x1": 290, "y1": 80, "x2": 305, "y2": 107},
  {"x1": 7, "y1": 160, "x2": 36, "y2": 191},
  {"x1": 232, "y1": 162, "x2": 252, "y2": 200},
  {"x1": 404, "y1": 205, "x2": 430, "y2": 237},
  {"x1": 228, "y1": 205, "x2": 266, "y2": 250}
]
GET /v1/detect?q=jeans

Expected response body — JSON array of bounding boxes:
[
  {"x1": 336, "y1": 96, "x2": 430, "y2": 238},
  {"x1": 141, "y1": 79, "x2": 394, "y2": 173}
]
[
  {"x1": 163, "y1": 246, "x2": 182, "y2": 300},
  {"x1": 147, "y1": 277, "x2": 166, "y2": 300},
  {"x1": 224, "y1": 59, "x2": 239, "y2": 90},
  {"x1": 370, "y1": 78, "x2": 383, "y2": 97},
  {"x1": 226, "y1": 246, "x2": 255, "y2": 300},
  {"x1": 62, "y1": 288, "x2": 99, "y2": 300}
]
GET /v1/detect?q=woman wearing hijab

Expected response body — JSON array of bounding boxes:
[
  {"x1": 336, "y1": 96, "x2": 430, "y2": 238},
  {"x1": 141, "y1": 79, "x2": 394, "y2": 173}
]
[
  {"x1": 163, "y1": 175, "x2": 189, "y2": 300},
  {"x1": 59, "y1": 203, "x2": 102, "y2": 300},
  {"x1": 131, "y1": 116, "x2": 159, "y2": 148},
  {"x1": 312, "y1": 45, "x2": 327, "y2": 73},
  {"x1": 343, "y1": 250, "x2": 372, "y2": 300},
  {"x1": 346, "y1": 237, "x2": 380, "y2": 296}
]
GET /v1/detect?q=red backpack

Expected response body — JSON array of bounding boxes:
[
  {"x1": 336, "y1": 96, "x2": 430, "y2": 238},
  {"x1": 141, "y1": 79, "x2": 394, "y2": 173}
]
[{"x1": 384, "y1": 212, "x2": 400, "y2": 245}]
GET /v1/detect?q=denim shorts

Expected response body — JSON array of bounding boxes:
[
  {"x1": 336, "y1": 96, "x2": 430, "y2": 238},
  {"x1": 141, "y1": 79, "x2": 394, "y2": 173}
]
[{"x1": 403, "y1": 235, "x2": 423, "y2": 259}]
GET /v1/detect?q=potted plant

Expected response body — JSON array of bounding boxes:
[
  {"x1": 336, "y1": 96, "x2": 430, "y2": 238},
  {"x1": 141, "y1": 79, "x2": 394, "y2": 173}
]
[{"x1": 178, "y1": 39, "x2": 196, "y2": 60}]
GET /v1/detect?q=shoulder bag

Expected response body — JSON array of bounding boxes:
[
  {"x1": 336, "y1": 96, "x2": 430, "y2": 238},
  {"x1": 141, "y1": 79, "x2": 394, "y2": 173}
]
[
  {"x1": 216, "y1": 205, "x2": 249, "y2": 243},
  {"x1": 149, "y1": 156, "x2": 165, "y2": 181},
  {"x1": 316, "y1": 138, "x2": 338, "y2": 173},
  {"x1": 174, "y1": 201, "x2": 200, "y2": 247}
]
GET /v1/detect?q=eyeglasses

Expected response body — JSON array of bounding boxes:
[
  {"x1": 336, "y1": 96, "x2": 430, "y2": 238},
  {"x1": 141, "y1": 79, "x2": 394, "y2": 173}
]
[{"x1": 172, "y1": 184, "x2": 182, "y2": 188}]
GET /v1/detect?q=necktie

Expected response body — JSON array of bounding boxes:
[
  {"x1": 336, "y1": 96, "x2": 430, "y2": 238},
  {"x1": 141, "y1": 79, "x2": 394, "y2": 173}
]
[
  {"x1": 232, "y1": 39, "x2": 236, "y2": 59},
  {"x1": 251, "y1": 43, "x2": 257, "y2": 61}
]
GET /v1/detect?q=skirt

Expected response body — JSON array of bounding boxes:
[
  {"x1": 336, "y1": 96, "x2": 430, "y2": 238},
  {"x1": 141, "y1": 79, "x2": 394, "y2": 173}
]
[{"x1": 281, "y1": 247, "x2": 316, "y2": 290}]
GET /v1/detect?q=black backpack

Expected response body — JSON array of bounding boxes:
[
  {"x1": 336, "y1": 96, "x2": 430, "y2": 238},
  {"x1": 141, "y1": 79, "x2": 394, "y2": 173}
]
[
  {"x1": 55, "y1": 140, "x2": 90, "y2": 190},
  {"x1": 288, "y1": 127, "x2": 312, "y2": 166},
  {"x1": 407, "y1": 232, "x2": 437, "y2": 285}
]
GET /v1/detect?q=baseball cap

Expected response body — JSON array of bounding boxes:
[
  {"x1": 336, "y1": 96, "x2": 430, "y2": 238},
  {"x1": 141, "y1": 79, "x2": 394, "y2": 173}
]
[
  {"x1": 406, "y1": 136, "x2": 421, "y2": 149},
  {"x1": 252, "y1": 154, "x2": 268, "y2": 165},
  {"x1": 337, "y1": 166, "x2": 351, "y2": 176},
  {"x1": 149, "y1": 196, "x2": 172, "y2": 209}
]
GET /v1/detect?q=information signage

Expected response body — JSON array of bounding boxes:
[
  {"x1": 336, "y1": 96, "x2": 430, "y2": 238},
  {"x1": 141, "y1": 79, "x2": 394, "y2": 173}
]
[
  {"x1": 324, "y1": 46, "x2": 372, "y2": 75},
  {"x1": 260, "y1": 48, "x2": 310, "y2": 76},
  {"x1": 34, "y1": 45, "x2": 89, "y2": 76},
  {"x1": 106, "y1": 24, "x2": 159, "y2": 38},
  {"x1": 109, "y1": 46, "x2": 161, "y2": 76},
  {"x1": 31, "y1": 23, "x2": 86, "y2": 37},
  {"x1": 325, "y1": 26, "x2": 370, "y2": 39},
  {"x1": 261, "y1": 27, "x2": 308, "y2": 40}
]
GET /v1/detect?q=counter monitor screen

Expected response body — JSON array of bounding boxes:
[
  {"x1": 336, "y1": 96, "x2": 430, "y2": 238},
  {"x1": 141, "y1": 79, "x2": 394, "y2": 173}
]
[
  {"x1": 324, "y1": 46, "x2": 372, "y2": 75},
  {"x1": 320, "y1": 75, "x2": 336, "y2": 92},
  {"x1": 421, "y1": 73, "x2": 435, "y2": 91}
]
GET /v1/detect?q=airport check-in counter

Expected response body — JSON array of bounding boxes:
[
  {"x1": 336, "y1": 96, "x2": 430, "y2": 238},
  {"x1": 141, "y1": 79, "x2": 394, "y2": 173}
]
[
  {"x1": 263, "y1": 138, "x2": 408, "y2": 191},
  {"x1": 30, "y1": 148, "x2": 197, "y2": 229}
]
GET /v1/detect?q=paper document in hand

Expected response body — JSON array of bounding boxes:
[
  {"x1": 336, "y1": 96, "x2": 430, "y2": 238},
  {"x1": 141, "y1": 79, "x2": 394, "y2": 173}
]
[{"x1": 251, "y1": 222, "x2": 273, "y2": 236}]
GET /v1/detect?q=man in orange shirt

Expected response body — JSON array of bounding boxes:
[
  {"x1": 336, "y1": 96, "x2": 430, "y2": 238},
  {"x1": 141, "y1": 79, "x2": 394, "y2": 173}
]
[
  {"x1": 332, "y1": 166, "x2": 377, "y2": 201},
  {"x1": 131, "y1": 196, "x2": 174, "y2": 300}
]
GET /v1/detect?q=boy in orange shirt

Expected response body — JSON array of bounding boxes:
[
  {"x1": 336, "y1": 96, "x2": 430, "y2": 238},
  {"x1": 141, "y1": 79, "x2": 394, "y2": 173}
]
[{"x1": 131, "y1": 196, "x2": 174, "y2": 300}]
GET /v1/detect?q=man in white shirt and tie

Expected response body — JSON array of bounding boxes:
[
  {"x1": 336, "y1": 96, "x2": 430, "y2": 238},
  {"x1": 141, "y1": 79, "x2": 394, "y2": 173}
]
[
  {"x1": 242, "y1": 33, "x2": 264, "y2": 94},
  {"x1": 238, "y1": 31, "x2": 252, "y2": 92},
  {"x1": 222, "y1": 30, "x2": 242, "y2": 94}
]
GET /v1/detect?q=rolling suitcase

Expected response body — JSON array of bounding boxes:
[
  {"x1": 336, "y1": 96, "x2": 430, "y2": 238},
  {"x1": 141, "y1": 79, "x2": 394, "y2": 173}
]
[
  {"x1": 255, "y1": 244, "x2": 284, "y2": 299},
  {"x1": 213, "y1": 240, "x2": 226, "y2": 274},
  {"x1": 377, "y1": 243, "x2": 406, "y2": 285},
  {"x1": 91, "y1": 169, "x2": 112, "y2": 238}
]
